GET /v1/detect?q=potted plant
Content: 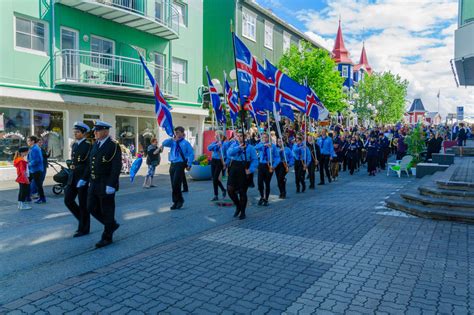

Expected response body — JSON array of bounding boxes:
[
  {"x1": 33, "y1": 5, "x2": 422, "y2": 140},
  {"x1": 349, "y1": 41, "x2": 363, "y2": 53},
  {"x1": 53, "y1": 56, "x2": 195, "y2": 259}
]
[
  {"x1": 188, "y1": 154, "x2": 212, "y2": 180},
  {"x1": 405, "y1": 123, "x2": 425, "y2": 176}
]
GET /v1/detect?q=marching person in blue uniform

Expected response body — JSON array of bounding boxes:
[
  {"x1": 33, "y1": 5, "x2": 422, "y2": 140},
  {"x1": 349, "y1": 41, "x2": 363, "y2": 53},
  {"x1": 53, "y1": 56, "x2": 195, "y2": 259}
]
[
  {"x1": 64, "y1": 122, "x2": 92, "y2": 237},
  {"x1": 255, "y1": 133, "x2": 279, "y2": 206},
  {"x1": 317, "y1": 128, "x2": 334, "y2": 185},
  {"x1": 207, "y1": 130, "x2": 227, "y2": 201},
  {"x1": 77, "y1": 120, "x2": 122, "y2": 248},
  {"x1": 226, "y1": 131, "x2": 258, "y2": 220},
  {"x1": 275, "y1": 138, "x2": 294, "y2": 199},
  {"x1": 365, "y1": 135, "x2": 379, "y2": 176},
  {"x1": 161, "y1": 126, "x2": 194, "y2": 210},
  {"x1": 292, "y1": 135, "x2": 311, "y2": 193}
]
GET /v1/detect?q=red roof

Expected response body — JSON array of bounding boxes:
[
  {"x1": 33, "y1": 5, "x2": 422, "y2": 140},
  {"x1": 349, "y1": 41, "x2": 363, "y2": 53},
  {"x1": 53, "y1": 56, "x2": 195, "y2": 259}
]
[
  {"x1": 356, "y1": 43, "x2": 372, "y2": 74},
  {"x1": 332, "y1": 20, "x2": 353, "y2": 65}
]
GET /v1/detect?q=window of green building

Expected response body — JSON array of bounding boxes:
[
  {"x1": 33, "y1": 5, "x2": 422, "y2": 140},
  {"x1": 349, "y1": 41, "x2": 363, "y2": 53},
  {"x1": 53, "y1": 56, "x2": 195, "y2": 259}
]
[
  {"x1": 172, "y1": 57, "x2": 187, "y2": 84},
  {"x1": 173, "y1": 1, "x2": 187, "y2": 27},
  {"x1": 460, "y1": 0, "x2": 474, "y2": 26},
  {"x1": 15, "y1": 16, "x2": 47, "y2": 54}
]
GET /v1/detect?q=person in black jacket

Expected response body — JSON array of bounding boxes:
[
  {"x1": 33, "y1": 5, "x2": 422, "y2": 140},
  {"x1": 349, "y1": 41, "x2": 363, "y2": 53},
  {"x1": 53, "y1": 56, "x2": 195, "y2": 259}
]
[
  {"x1": 366, "y1": 135, "x2": 379, "y2": 176},
  {"x1": 346, "y1": 137, "x2": 359, "y2": 175},
  {"x1": 64, "y1": 122, "x2": 92, "y2": 237},
  {"x1": 77, "y1": 121, "x2": 122, "y2": 248},
  {"x1": 143, "y1": 138, "x2": 162, "y2": 188}
]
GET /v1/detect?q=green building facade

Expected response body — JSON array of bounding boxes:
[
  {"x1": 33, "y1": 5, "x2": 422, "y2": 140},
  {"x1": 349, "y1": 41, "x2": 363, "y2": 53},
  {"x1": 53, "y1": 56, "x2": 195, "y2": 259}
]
[
  {"x1": 203, "y1": 0, "x2": 326, "y2": 93},
  {"x1": 0, "y1": 0, "x2": 206, "y2": 171}
]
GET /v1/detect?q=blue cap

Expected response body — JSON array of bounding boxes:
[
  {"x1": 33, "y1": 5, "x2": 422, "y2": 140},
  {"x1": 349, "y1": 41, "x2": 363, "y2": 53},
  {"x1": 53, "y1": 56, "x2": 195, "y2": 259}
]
[
  {"x1": 73, "y1": 121, "x2": 90, "y2": 133},
  {"x1": 92, "y1": 120, "x2": 112, "y2": 131}
]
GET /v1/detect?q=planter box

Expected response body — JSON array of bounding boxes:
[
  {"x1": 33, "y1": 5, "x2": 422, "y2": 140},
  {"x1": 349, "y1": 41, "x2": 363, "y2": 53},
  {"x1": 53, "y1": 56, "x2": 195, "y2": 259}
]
[
  {"x1": 188, "y1": 164, "x2": 212, "y2": 181},
  {"x1": 415, "y1": 163, "x2": 449, "y2": 178},
  {"x1": 432, "y1": 153, "x2": 455, "y2": 165}
]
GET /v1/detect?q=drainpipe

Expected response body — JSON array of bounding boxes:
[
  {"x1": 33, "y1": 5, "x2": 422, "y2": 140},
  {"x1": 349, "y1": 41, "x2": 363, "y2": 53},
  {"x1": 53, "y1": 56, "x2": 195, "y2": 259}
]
[{"x1": 50, "y1": 0, "x2": 56, "y2": 89}]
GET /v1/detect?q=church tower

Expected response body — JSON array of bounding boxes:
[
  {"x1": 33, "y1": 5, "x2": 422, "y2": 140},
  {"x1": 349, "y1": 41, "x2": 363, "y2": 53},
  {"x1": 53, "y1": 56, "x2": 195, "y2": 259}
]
[
  {"x1": 332, "y1": 19, "x2": 354, "y2": 88},
  {"x1": 354, "y1": 43, "x2": 373, "y2": 83}
]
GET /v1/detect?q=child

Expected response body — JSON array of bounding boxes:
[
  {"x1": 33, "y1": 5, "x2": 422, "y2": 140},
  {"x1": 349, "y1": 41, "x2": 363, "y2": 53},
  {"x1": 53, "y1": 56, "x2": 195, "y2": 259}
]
[{"x1": 14, "y1": 147, "x2": 32, "y2": 210}]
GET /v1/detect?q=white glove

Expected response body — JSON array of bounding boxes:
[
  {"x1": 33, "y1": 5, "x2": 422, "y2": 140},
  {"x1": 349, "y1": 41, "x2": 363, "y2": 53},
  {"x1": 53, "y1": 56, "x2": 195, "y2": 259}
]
[
  {"x1": 105, "y1": 186, "x2": 116, "y2": 194},
  {"x1": 76, "y1": 180, "x2": 87, "y2": 188}
]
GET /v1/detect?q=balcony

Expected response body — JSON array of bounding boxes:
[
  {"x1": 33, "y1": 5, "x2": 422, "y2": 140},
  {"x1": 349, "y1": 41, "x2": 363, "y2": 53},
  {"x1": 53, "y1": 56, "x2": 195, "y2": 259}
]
[
  {"x1": 56, "y1": 0, "x2": 179, "y2": 40},
  {"x1": 54, "y1": 49, "x2": 179, "y2": 99}
]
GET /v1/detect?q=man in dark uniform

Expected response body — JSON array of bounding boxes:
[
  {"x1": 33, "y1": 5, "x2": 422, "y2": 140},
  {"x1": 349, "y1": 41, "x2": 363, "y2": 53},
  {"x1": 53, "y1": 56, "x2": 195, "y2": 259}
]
[
  {"x1": 307, "y1": 135, "x2": 319, "y2": 189},
  {"x1": 64, "y1": 122, "x2": 92, "y2": 237},
  {"x1": 77, "y1": 121, "x2": 121, "y2": 248}
]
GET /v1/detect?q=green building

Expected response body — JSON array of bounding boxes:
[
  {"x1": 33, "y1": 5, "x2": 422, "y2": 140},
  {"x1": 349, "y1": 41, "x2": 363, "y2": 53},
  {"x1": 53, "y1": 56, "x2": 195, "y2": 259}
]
[
  {"x1": 0, "y1": 0, "x2": 206, "y2": 174},
  {"x1": 203, "y1": 0, "x2": 327, "y2": 93}
]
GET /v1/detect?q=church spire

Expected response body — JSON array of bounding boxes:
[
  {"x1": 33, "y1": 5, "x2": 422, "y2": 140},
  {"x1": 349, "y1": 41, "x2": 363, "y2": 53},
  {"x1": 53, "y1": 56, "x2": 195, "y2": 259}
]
[
  {"x1": 332, "y1": 19, "x2": 353, "y2": 64},
  {"x1": 358, "y1": 42, "x2": 373, "y2": 74}
]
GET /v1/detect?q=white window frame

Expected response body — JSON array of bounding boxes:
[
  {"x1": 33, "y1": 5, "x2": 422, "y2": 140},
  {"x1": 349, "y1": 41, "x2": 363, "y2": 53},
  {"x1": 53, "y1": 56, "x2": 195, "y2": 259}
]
[
  {"x1": 90, "y1": 35, "x2": 115, "y2": 69},
  {"x1": 283, "y1": 31, "x2": 291, "y2": 52},
  {"x1": 342, "y1": 65, "x2": 349, "y2": 78},
  {"x1": 242, "y1": 8, "x2": 257, "y2": 42},
  {"x1": 60, "y1": 26, "x2": 79, "y2": 81},
  {"x1": 14, "y1": 15, "x2": 49, "y2": 56},
  {"x1": 264, "y1": 20, "x2": 273, "y2": 50},
  {"x1": 173, "y1": 1, "x2": 187, "y2": 27},
  {"x1": 172, "y1": 57, "x2": 187, "y2": 84}
]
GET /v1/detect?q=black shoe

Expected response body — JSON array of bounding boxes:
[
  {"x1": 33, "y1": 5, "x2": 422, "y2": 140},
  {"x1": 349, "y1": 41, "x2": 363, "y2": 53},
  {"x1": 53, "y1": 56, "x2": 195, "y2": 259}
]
[
  {"x1": 233, "y1": 208, "x2": 240, "y2": 217},
  {"x1": 176, "y1": 202, "x2": 184, "y2": 209},
  {"x1": 170, "y1": 203, "x2": 178, "y2": 210},
  {"x1": 328, "y1": 179, "x2": 332, "y2": 183},
  {"x1": 296, "y1": 189, "x2": 300, "y2": 193},
  {"x1": 211, "y1": 196, "x2": 218, "y2": 201},
  {"x1": 318, "y1": 182, "x2": 324, "y2": 185},
  {"x1": 262, "y1": 200, "x2": 269, "y2": 206},
  {"x1": 309, "y1": 185, "x2": 315, "y2": 189},
  {"x1": 95, "y1": 239, "x2": 112, "y2": 248},
  {"x1": 222, "y1": 189, "x2": 227, "y2": 198},
  {"x1": 258, "y1": 198, "x2": 264, "y2": 206},
  {"x1": 281, "y1": 193, "x2": 286, "y2": 199},
  {"x1": 73, "y1": 231, "x2": 89, "y2": 238},
  {"x1": 302, "y1": 186, "x2": 306, "y2": 193},
  {"x1": 239, "y1": 214, "x2": 246, "y2": 220},
  {"x1": 182, "y1": 189, "x2": 189, "y2": 193}
]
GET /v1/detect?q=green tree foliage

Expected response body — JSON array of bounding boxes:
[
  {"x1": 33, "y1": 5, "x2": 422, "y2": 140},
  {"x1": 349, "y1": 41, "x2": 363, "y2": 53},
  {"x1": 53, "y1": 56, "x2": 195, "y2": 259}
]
[
  {"x1": 356, "y1": 72, "x2": 409, "y2": 124},
  {"x1": 406, "y1": 123, "x2": 426, "y2": 166},
  {"x1": 278, "y1": 41, "x2": 346, "y2": 113}
]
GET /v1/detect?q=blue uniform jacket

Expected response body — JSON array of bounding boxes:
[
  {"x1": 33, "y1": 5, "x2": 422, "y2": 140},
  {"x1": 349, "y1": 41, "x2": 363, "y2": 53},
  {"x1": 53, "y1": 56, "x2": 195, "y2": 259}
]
[
  {"x1": 162, "y1": 138, "x2": 194, "y2": 168},
  {"x1": 207, "y1": 141, "x2": 225, "y2": 160},
  {"x1": 317, "y1": 136, "x2": 335, "y2": 156},
  {"x1": 292, "y1": 143, "x2": 312, "y2": 165},
  {"x1": 278, "y1": 146, "x2": 294, "y2": 167},
  {"x1": 255, "y1": 142, "x2": 280, "y2": 168},
  {"x1": 226, "y1": 142, "x2": 258, "y2": 174},
  {"x1": 28, "y1": 144, "x2": 44, "y2": 173}
]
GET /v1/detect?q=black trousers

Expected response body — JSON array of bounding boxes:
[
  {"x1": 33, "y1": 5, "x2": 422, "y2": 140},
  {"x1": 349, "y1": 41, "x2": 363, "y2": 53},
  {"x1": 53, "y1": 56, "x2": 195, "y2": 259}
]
[
  {"x1": 227, "y1": 161, "x2": 250, "y2": 216},
  {"x1": 348, "y1": 157, "x2": 356, "y2": 175},
  {"x1": 87, "y1": 181, "x2": 117, "y2": 241},
  {"x1": 367, "y1": 155, "x2": 377, "y2": 173},
  {"x1": 275, "y1": 163, "x2": 287, "y2": 195},
  {"x1": 29, "y1": 171, "x2": 45, "y2": 199},
  {"x1": 319, "y1": 155, "x2": 331, "y2": 184},
  {"x1": 18, "y1": 183, "x2": 29, "y2": 202},
  {"x1": 257, "y1": 163, "x2": 273, "y2": 200},
  {"x1": 65, "y1": 184, "x2": 89, "y2": 233},
  {"x1": 307, "y1": 161, "x2": 316, "y2": 187},
  {"x1": 211, "y1": 158, "x2": 226, "y2": 196},
  {"x1": 170, "y1": 162, "x2": 185, "y2": 204},
  {"x1": 294, "y1": 160, "x2": 306, "y2": 192}
]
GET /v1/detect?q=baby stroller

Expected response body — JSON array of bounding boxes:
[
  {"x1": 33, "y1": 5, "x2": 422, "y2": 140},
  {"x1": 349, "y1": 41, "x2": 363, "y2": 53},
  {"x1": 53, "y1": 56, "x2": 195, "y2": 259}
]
[{"x1": 49, "y1": 160, "x2": 71, "y2": 195}]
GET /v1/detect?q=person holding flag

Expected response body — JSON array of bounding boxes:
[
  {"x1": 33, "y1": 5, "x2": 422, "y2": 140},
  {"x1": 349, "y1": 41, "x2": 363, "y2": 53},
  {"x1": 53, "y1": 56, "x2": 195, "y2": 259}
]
[
  {"x1": 275, "y1": 138, "x2": 294, "y2": 199},
  {"x1": 255, "y1": 132, "x2": 279, "y2": 206},
  {"x1": 226, "y1": 131, "x2": 258, "y2": 220},
  {"x1": 292, "y1": 135, "x2": 311, "y2": 193},
  {"x1": 317, "y1": 128, "x2": 335, "y2": 185},
  {"x1": 207, "y1": 130, "x2": 227, "y2": 201}
]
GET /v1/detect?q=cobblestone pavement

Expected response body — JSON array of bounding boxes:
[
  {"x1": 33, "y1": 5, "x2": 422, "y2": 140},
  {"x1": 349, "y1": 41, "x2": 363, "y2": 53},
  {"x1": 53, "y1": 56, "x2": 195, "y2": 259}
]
[{"x1": 1, "y1": 165, "x2": 474, "y2": 314}]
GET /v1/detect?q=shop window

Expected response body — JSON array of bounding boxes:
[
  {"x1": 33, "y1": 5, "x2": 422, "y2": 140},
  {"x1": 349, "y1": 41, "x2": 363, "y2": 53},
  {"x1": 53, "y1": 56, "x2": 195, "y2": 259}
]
[
  {"x1": 83, "y1": 113, "x2": 101, "y2": 142},
  {"x1": 138, "y1": 117, "x2": 158, "y2": 156},
  {"x1": 116, "y1": 116, "x2": 137, "y2": 156},
  {"x1": 0, "y1": 108, "x2": 31, "y2": 165},
  {"x1": 34, "y1": 110, "x2": 64, "y2": 160}
]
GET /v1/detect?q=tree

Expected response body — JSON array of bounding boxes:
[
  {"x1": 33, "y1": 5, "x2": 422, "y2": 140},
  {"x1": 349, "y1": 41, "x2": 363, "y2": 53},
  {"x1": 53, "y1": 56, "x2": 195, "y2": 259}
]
[
  {"x1": 355, "y1": 72, "x2": 409, "y2": 125},
  {"x1": 278, "y1": 41, "x2": 346, "y2": 113}
]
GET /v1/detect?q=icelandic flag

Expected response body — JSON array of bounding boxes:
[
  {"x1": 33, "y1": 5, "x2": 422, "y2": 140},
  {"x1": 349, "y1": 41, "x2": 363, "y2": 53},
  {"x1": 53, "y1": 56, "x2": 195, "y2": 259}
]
[
  {"x1": 139, "y1": 55, "x2": 174, "y2": 137},
  {"x1": 233, "y1": 35, "x2": 272, "y2": 112},
  {"x1": 224, "y1": 72, "x2": 240, "y2": 124},
  {"x1": 206, "y1": 67, "x2": 226, "y2": 124},
  {"x1": 265, "y1": 59, "x2": 307, "y2": 113},
  {"x1": 305, "y1": 83, "x2": 329, "y2": 121},
  {"x1": 272, "y1": 103, "x2": 294, "y2": 122}
]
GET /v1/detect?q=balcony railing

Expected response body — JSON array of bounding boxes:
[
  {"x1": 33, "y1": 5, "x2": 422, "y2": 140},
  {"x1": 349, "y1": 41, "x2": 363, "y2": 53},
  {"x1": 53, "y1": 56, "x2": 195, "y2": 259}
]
[
  {"x1": 54, "y1": 49, "x2": 179, "y2": 98},
  {"x1": 56, "y1": 0, "x2": 180, "y2": 39}
]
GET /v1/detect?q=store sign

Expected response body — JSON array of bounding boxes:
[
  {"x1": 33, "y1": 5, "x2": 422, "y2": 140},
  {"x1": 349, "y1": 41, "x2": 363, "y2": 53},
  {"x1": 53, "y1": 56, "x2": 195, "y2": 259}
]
[
  {"x1": 457, "y1": 106, "x2": 464, "y2": 121},
  {"x1": 3, "y1": 131, "x2": 25, "y2": 140}
]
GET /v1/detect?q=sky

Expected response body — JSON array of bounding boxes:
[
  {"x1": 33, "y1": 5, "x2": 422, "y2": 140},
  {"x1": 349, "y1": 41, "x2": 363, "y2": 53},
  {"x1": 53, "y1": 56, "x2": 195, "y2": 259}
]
[{"x1": 255, "y1": 0, "x2": 474, "y2": 118}]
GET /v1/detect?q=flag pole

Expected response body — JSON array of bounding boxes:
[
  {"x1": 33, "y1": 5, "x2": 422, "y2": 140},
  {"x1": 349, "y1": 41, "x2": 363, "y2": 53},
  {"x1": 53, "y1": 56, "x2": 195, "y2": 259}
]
[
  {"x1": 266, "y1": 109, "x2": 273, "y2": 170},
  {"x1": 230, "y1": 21, "x2": 246, "y2": 135},
  {"x1": 274, "y1": 106, "x2": 288, "y2": 165}
]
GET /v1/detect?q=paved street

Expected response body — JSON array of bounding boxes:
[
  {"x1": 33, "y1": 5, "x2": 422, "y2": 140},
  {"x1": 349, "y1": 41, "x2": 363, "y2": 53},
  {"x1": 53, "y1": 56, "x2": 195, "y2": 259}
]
[{"x1": 1, "y1": 164, "x2": 474, "y2": 314}]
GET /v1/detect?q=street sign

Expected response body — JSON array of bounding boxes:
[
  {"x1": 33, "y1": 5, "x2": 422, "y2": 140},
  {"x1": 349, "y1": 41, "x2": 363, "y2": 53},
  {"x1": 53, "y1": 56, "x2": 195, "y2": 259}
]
[{"x1": 457, "y1": 106, "x2": 464, "y2": 121}]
